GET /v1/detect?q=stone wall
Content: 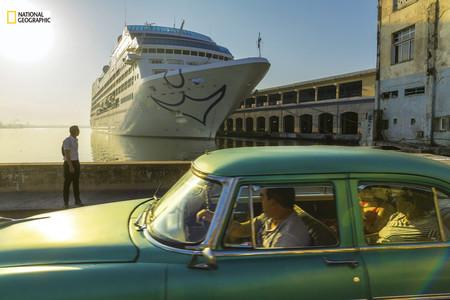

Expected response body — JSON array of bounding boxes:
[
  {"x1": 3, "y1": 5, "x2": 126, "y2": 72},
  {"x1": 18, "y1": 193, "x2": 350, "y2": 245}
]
[{"x1": 0, "y1": 162, "x2": 191, "y2": 192}]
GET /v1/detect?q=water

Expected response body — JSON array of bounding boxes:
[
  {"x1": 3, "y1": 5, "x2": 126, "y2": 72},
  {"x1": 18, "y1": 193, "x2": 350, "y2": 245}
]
[{"x1": 0, "y1": 127, "x2": 336, "y2": 163}]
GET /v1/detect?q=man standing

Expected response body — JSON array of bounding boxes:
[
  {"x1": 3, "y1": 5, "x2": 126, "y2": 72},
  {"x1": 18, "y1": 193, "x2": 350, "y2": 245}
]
[{"x1": 62, "y1": 125, "x2": 83, "y2": 208}]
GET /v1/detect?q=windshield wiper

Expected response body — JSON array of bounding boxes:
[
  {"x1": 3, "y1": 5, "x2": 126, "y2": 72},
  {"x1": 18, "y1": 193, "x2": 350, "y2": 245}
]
[
  {"x1": 134, "y1": 197, "x2": 158, "y2": 231},
  {"x1": 0, "y1": 216, "x2": 49, "y2": 230}
]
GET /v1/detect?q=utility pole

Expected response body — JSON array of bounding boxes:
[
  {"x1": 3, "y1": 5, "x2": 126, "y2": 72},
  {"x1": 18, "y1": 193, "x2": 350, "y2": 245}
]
[{"x1": 426, "y1": 0, "x2": 439, "y2": 146}]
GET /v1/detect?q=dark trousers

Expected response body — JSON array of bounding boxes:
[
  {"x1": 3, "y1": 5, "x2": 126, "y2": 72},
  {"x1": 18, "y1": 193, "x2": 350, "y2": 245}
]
[{"x1": 63, "y1": 160, "x2": 81, "y2": 205}]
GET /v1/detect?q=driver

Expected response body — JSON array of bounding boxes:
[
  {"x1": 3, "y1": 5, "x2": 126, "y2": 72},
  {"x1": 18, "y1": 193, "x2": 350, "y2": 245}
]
[{"x1": 197, "y1": 187, "x2": 311, "y2": 248}]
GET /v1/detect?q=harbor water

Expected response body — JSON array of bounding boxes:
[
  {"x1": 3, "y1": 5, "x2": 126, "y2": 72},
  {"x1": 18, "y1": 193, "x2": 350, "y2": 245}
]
[{"x1": 0, "y1": 127, "x2": 348, "y2": 163}]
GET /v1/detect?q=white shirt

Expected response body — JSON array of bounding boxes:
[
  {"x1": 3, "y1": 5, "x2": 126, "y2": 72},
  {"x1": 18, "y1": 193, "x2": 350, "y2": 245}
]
[{"x1": 62, "y1": 136, "x2": 79, "y2": 161}]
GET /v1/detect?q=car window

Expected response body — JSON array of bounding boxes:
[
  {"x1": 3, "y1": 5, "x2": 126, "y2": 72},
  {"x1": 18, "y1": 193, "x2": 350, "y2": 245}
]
[
  {"x1": 149, "y1": 172, "x2": 222, "y2": 245},
  {"x1": 358, "y1": 182, "x2": 448, "y2": 245},
  {"x1": 436, "y1": 189, "x2": 450, "y2": 240},
  {"x1": 223, "y1": 183, "x2": 339, "y2": 249}
]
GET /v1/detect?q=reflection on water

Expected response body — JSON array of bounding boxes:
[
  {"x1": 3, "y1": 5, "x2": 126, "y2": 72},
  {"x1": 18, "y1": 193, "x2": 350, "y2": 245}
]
[
  {"x1": 0, "y1": 128, "x2": 92, "y2": 163},
  {"x1": 90, "y1": 130, "x2": 216, "y2": 161},
  {"x1": 0, "y1": 128, "x2": 352, "y2": 163}
]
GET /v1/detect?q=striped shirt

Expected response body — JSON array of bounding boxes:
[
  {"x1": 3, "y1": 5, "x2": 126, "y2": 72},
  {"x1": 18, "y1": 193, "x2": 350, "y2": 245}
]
[{"x1": 377, "y1": 212, "x2": 439, "y2": 244}]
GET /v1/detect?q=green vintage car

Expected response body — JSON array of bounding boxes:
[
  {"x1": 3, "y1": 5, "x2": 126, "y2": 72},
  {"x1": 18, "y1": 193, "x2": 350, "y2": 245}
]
[{"x1": 1, "y1": 146, "x2": 450, "y2": 300}]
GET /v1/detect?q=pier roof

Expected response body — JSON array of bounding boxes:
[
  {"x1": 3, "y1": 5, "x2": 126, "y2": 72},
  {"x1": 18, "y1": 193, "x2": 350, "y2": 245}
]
[{"x1": 192, "y1": 146, "x2": 450, "y2": 180}]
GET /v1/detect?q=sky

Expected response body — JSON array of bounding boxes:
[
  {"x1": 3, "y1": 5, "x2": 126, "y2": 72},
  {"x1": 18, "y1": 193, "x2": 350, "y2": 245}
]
[{"x1": 0, "y1": 0, "x2": 377, "y2": 126}]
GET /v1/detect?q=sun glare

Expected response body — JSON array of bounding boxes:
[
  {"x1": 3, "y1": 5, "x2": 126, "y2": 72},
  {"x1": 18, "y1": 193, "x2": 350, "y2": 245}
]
[{"x1": 0, "y1": 0, "x2": 54, "y2": 63}]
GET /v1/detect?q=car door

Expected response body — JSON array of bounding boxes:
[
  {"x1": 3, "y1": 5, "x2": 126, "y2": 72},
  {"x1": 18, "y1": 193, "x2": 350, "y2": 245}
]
[
  {"x1": 167, "y1": 176, "x2": 370, "y2": 300},
  {"x1": 349, "y1": 174, "x2": 450, "y2": 299}
]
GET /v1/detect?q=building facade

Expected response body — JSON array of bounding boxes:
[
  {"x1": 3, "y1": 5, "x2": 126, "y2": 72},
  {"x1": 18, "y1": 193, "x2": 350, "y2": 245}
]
[
  {"x1": 377, "y1": 0, "x2": 450, "y2": 146},
  {"x1": 221, "y1": 69, "x2": 376, "y2": 145}
]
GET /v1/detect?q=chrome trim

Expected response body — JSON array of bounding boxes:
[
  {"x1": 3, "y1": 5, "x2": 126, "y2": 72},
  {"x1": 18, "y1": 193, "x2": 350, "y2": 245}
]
[
  {"x1": 144, "y1": 229, "x2": 203, "y2": 255},
  {"x1": 211, "y1": 247, "x2": 359, "y2": 257},
  {"x1": 374, "y1": 293, "x2": 450, "y2": 300},
  {"x1": 200, "y1": 177, "x2": 239, "y2": 249},
  {"x1": 145, "y1": 226, "x2": 361, "y2": 257},
  {"x1": 432, "y1": 187, "x2": 447, "y2": 242},
  {"x1": 359, "y1": 243, "x2": 449, "y2": 252},
  {"x1": 249, "y1": 185, "x2": 257, "y2": 248}
]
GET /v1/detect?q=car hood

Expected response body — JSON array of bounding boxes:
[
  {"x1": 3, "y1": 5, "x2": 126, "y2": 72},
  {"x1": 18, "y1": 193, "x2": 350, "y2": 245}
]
[{"x1": 0, "y1": 199, "x2": 147, "y2": 268}]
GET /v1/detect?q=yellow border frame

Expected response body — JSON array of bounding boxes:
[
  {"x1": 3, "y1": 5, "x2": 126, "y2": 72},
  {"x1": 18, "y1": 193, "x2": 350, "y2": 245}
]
[{"x1": 7, "y1": 11, "x2": 16, "y2": 24}]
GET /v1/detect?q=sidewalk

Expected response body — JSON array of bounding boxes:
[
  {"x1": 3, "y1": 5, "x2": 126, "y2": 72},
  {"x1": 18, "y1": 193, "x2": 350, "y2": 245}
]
[{"x1": 0, "y1": 189, "x2": 157, "y2": 218}]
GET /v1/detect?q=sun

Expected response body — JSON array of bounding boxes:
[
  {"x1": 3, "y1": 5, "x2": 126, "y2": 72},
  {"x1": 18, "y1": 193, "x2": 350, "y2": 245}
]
[{"x1": 0, "y1": 0, "x2": 54, "y2": 63}]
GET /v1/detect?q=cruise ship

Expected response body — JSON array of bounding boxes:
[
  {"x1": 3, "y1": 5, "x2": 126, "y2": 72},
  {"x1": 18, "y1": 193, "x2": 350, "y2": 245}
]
[{"x1": 90, "y1": 24, "x2": 270, "y2": 138}]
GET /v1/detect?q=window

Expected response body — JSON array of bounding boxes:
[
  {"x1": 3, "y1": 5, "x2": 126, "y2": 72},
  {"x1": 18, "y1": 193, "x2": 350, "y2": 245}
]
[
  {"x1": 198, "y1": 52, "x2": 205, "y2": 57},
  {"x1": 433, "y1": 116, "x2": 450, "y2": 132},
  {"x1": 299, "y1": 88, "x2": 315, "y2": 102},
  {"x1": 382, "y1": 119, "x2": 389, "y2": 130},
  {"x1": 153, "y1": 69, "x2": 167, "y2": 75},
  {"x1": 411, "y1": 118, "x2": 416, "y2": 126},
  {"x1": 206, "y1": 53, "x2": 212, "y2": 58},
  {"x1": 174, "y1": 49, "x2": 182, "y2": 54},
  {"x1": 282, "y1": 91, "x2": 297, "y2": 104},
  {"x1": 167, "y1": 59, "x2": 183, "y2": 65},
  {"x1": 393, "y1": 0, "x2": 418, "y2": 10},
  {"x1": 256, "y1": 95, "x2": 267, "y2": 107},
  {"x1": 148, "y1": 48, "x2": 156, "y2": 53},
  {"x1": 268, "y1": 93, "x2": 281, "y2": 106},
  {"x1": 150, "y1": 172, "x2": 223, "y2": 244},
  {"x1": 244, "y1": 97, "x2": 255, "y2": 108},
  {"x1": 339, "y1": 81, "x2": 362, "y2": 98},
  {"x1": 157, "y1": 48, "x2": 164, "y2": 54},
  {"x1": 381, "y1": 90, "x2": 398, "y2": 100},
  {"x1": 393, "y1": 118, "x2": 398, "y2": 125},
  {"x1": 392, "y1": 26, "x2": 415, "y2": 64},
  {"x1": 405, "y1": 86, "x2": 425, "y2": 96},
  {"x1": 182, "y1": 50, "x2": 190, "y2": 55},
  {"x1": 317, "y1": 85, "x2": 337, "y2": 101},
  {"x1": 191, "y1": 51, "x2": 198, "y2": 56},
  {"x1": 142, "y1": 48, "x2": 148, "y2": 53},
  {"x1": 165, "y1": 49, "x2": 174, "y2": 54},
  {"x1": 224, "y1": 184, "x2": 338, "y2": 249},
  {"x1": 150, "y1": 59, "x2": 163, "y2": 64},
  {"x1": 358, "y1": 183, "x2": 447, "y2": 245},
  {"x1": 213, "y1": 54, "x2": 218, "y2": 59}
]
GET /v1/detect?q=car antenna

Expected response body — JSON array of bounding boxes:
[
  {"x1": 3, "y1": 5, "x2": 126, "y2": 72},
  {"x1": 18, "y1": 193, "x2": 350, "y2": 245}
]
[{"x1": 153, "y1": 182, "x2": 162, "y2": 199}]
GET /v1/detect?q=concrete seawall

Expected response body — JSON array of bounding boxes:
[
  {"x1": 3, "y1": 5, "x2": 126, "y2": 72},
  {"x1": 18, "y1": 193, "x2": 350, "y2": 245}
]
[
  {"x1": 0, "y1": 162, "x2": 191, "y2": 216},
  {"x1": 0, "y1": 162, "x2": 191, "y2": 193}
]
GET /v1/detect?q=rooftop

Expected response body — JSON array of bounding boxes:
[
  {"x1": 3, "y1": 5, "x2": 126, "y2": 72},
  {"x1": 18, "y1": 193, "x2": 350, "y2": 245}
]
[{"x1": 192, "y1": 146, "x2": 450, "y2": 180}]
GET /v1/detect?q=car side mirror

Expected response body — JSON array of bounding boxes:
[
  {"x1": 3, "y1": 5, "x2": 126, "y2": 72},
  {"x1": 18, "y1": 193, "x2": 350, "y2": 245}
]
[{"x1": 188, "y1": 247, "x2": 217, "y2": 270}]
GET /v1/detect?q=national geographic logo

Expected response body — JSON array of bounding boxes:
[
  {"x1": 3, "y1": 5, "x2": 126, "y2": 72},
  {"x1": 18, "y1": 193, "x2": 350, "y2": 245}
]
[{"x1": 6, "y1": 10, "x2": 51, "y2": 24}]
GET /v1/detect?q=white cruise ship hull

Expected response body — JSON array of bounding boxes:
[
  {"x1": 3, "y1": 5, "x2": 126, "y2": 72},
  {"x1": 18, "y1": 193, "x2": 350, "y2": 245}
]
[{"x1": 91, "y1": 57, "x2": 270, "y2": 138}]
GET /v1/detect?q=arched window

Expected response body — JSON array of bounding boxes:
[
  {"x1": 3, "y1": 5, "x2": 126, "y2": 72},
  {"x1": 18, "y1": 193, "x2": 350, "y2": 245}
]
[
  {"x1": 245, "y1": 117, "x2": 254, "y2": 132},
  {"x1": 257, "y1": 117, "x2": 266, "y2": 132},
  {"x1": 299, "y1": 114, "x2": 313, "y2": 133},
  {"x1": 318, "y1": 113, "x2": 333, "y2": 134},
  {"x1": 269, "y1": 116, "x2": 279, "y2": 133},
  {"x1": 226, "y1": 118, "x2": 233, "y2": 131},
  {"x1": 283, "y1": 115, "x2": 295, "y2": 133},
  {"x1": 236, "y1": 118, "x2": 243, "y2": 132},
  {"x1": 341, "y1": 112, "x2": 358, "y2": 134}
]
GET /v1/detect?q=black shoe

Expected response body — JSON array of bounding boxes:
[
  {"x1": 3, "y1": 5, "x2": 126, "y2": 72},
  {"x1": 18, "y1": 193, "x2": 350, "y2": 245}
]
[{"x1": 75, "y1": 202, "x2": 84, "y2": 207}]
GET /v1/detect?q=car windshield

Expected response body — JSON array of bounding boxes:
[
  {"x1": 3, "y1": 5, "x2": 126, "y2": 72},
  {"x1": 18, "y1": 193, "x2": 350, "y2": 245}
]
[{"x1": 148, "y1": 171, "x2": 222, "y2": 245}]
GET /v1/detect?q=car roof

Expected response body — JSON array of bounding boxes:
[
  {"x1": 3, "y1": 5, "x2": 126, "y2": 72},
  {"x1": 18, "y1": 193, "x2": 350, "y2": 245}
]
[{"x1": 192, "y1": 146, "x2": 450, "y2": 181}]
